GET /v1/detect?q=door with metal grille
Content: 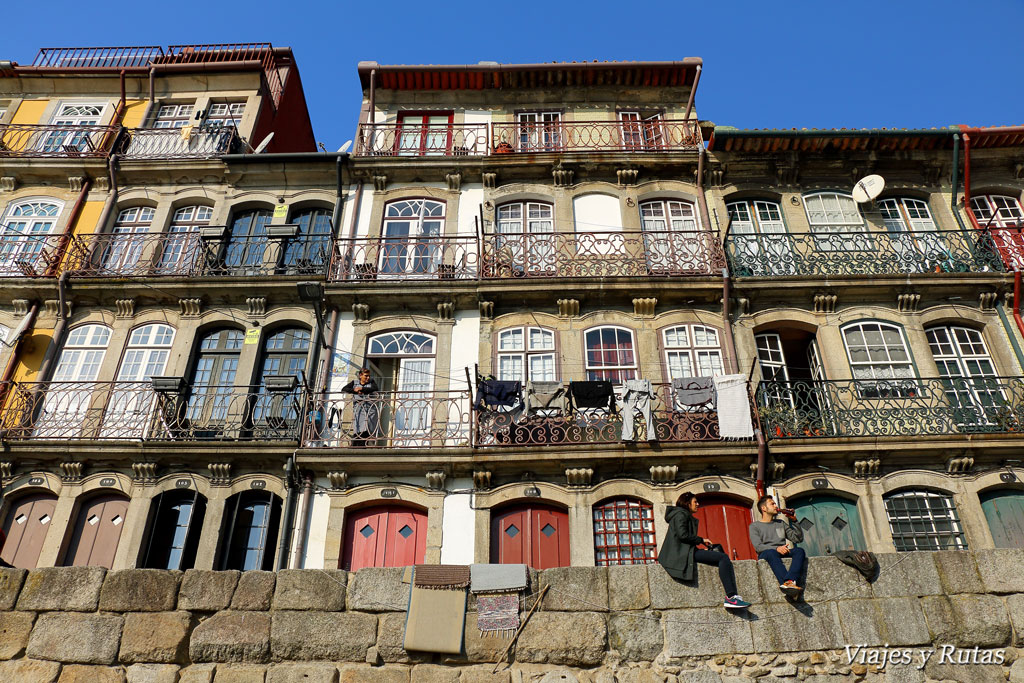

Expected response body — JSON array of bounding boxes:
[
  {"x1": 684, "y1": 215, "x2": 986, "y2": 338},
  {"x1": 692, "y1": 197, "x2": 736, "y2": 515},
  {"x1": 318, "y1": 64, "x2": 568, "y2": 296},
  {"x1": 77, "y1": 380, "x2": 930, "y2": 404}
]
[
  {"x1": 490, "y1": 503, "x2": 570, "y2": 569},
  {"x1": 789, "y1": 494, "x2": 866, "y2": 556},
  {"x1": 342, "y1": 505, "x2": 427, "y2": 571}
]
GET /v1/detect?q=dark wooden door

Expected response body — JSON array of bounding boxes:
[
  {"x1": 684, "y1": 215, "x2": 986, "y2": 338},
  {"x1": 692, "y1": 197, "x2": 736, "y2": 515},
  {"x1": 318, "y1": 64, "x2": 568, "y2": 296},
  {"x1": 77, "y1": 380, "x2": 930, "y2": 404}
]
[
  {"x1": 694, "y1": 496, "x2": 757, "y2": 560},
  {"x1": 1, "y1": 492, "x2": 58, "y2": 568},
  {"x1": 980, "y1": 489, "x2": 1024, "y2": 548},
  {"x1": 63, "y1": 493, "x2": 129, "y2": 568},
  {"x1": 789, "y1": 494, "x2": 866, "y2": 556},
  {"x1": 342, "y1": 505, "x2": 427, "y2": 571},
  {"x1": 491, "y1": 503, "x2": 570, "y2": 569}
]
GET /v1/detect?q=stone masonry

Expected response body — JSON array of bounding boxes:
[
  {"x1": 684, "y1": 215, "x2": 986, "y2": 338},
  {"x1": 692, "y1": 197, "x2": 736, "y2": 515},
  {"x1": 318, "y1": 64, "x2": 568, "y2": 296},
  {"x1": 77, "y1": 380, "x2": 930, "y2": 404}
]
[{"x1": 1, "y1": 550, "x2": 1024, "y2": 682}]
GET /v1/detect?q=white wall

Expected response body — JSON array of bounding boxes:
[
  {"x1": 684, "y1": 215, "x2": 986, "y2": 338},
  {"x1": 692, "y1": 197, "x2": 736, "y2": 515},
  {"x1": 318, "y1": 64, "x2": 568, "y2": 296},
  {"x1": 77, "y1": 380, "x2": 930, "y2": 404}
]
[
  {"x1": 326, "y1": 313, "x2": 357, "y2": 394},
  {"x1": 449, "y1": 310, "x2": 481, "y2": 391},
  {"x1": 440, "y1": 478, "x2": 475, "y2": 564},
  {"x1": 298, "y1": 486, "x2": 330, "y2": 569}
]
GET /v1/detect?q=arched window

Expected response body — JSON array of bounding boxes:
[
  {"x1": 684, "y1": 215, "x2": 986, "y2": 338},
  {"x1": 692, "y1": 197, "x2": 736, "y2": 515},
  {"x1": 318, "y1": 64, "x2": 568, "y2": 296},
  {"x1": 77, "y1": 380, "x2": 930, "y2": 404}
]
[
  {"x1": 224, "y1": 208, "x2": 272, "y2": 273},
  {"x1": 158, "y1": 205, "x2": 212, "y2": 274},
  {"x1": 496, "y1": 326, "x2": 556, "y2": 382},
  {"x1": 253, "y1": 327, "x2": 310, "y2": 436},
  {"x1": 726, "y1": 199, "x2": 791, "y2": 275},
  {"x1": 367, "y1": 331, "x2": 435, "y2": 357},
  {"x1": 35, "y1": 324, "x2": 111, "y2": 438},
  {"x1": 285, "y1": 207, "x2": 332, "y2": 273},
  {"x1": 803, "y1": 192, "x2": 866, "y2": 251},
  {"x1": 878, "y1": 197, "x2": 945, "y2": 270},
  {"x1": 970, "y1": 194, "x2": 1024, "y2": 271},
  {"x1": 186, "y1": 329, "x2": 244, "y2": 432},
  {"x1": 926, "y1": 325, "x2": 1004, "y2": 427},
  {"x1": 495, "y1": 201, "x2": 554, "y2": 275},
  {"x1": 841, "y1": 322, "x2": 913, "y2": 381},
  {"x1": 219, "y1": 491, "x2": 281, "y2": 571},
  {"x1": 884, "y1": 489, "x2": 966, "y2": 551},
  {"x1": 366, "y1": 331, "x2": 436, "y2": 443},
  {"x1": 0, "y1": 199, "x2": 64, "y2": 276},
  {"x1": 380, "y1": 199, "x2": 445, "y2": 277},
  {"x1": 592, "y1": 498, "x2": 656, "y2": 566},
  {"x1": 663, "y1": 325, "x2": 723, "y2": 380},
  {"x1": 140, "y1": 490, "x2": 207, "y2": 570},
  {"x1": 100, "y1": 207, "x2": 155, "y2": 274},
  {"x1": 585, "y1": 326, "x2": 636, "y2": 383},
  {"x1": 102, "y1": 324, "x2": 175, "y2": 438}
]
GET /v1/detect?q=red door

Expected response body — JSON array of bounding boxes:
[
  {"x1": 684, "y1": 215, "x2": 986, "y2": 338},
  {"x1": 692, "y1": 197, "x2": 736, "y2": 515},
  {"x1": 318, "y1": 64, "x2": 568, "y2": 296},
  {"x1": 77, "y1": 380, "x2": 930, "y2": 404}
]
[
  {"x1": 1, "y1": 492, "x2": 58, "y2": 568},
  {"x1": 342, "y1": 505, "x2": 427, "y2": 571},
  {"x1": 694, "y1": 496, "x2": 757, "y2": 561},
  {"x1": 491, "y1": 503, "x2": 570, "y2": 569},
  {"x1": 63, "y1": 493, "x2": 130, "y2": 568}
]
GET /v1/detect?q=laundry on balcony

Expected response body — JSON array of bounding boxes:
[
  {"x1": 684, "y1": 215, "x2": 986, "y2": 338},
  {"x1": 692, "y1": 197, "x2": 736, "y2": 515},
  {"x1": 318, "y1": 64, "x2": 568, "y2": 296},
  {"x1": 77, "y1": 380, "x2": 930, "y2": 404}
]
[
  {"x1": 475, "y1": 379, "x2": 522, "y2": 410},
  {"x1": 569, "y1": 380, "x2": 616, "y2": 412},
  {"x1": 673, "y1": 376, "x2": 716, "y2": 409},
  {"x1": 713, "y1": 374, "x2": 755, "y2": 439},
  {"x1": 619, "y1": 378, "x2": 656, "y2": 442},
  {"x1": 524, "y1": 381, "x2": 567, "y2": 414}
]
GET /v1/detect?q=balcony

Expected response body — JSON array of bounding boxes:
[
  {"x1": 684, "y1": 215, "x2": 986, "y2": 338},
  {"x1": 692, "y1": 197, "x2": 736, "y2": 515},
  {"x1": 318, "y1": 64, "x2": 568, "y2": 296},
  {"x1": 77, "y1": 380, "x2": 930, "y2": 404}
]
[
  {"x1": 0, "y1": 381, "x2": 306, "y2": 442},
  {"x1": 0, "y1": 233, "x2": 67, "y2": 277},
  {"x1": 756, "y1": 377, "x2": 1024, "y2": 439},
  {"x1": 987, "y1": 227, "x2": 1024, "y2": 272},
  {"x1": 331, "y1": 236, "x2": 479, "y2": 281},
  {"x1": 32, "y1": 46, "x2": 165, "y2": 68},
  {"x1": 195, "y1": 231, "x2": 332, "y2": 278},
  {"x1": 63, "y1": 232, "x2": 202, "y2": 277},
  {"x1": 353, "y1": 119, "x2": 702, "y2": 157},
  {"x1": 120, "y1": 126, "x2": 240, "y2": 160},
  {"x1": 725, "y1": 229, "x2": 1002, "y2": 277},
  {"x1": 0, "y1": 123, "x2": 120, "y2": 159}
]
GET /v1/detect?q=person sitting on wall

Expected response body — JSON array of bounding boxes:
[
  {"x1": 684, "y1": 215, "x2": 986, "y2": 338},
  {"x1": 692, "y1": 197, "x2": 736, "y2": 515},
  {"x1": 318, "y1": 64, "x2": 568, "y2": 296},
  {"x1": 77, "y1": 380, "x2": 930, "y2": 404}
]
[
  {"x1": 340, "y1": 368, "x2": 380, "y2": 447},
  {"x1": 659, "y1": 492, "x2": 751, "y2": 610},
  {"x1": 749, "y1": 495, "x2": 806, "y2": 598}
]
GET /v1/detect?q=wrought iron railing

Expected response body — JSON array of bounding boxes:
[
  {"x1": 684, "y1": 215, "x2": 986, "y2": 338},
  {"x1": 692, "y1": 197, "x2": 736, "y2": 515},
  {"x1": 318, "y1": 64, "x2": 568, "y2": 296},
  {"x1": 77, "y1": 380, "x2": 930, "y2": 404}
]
[
  {"x1": 303, "y1": 390, "x2": 473, "y2": 449},
  {"x1": 725, "y1": 228, "x2": 1003, "y2": 277},
  {"x1": 356, "y1": 123, "x2": 489, "y2": 156},
  {"x1": 756, "y1": 377, "x2": 1024, "y2": 439},
  {"x1": 163, "y1": 44, "x2": 283, "y2": 107},
  {"x1": 481, "y1": 230, "x2": 725, "y2": 278},
  {"x1": 0, "y1": 233, "x2": 68, "y2": 277},
  {"x1": 0, "y1": 123, "x2": 120, "y2": 158},
  {"x1": 474, "y1": 381, "x2": 735, "y2": 447},
  {"x1": 331, "y1": 236, "x2": 479, "y2": 281},
  {"x1": 33, "y1": 46, "x2": 165, "y2": 68},
  {"x1": 63, "y1": 232, "x2": 203, "y2": 277},
  {"x1": 196, "y1": 232, "x2": 333, "y2": 277},
  {"x1": 0, "y1": 381, "x2": 306, "y2": 441},
  {"x1": 986, "y1": 227, "x2": 1024, "y2": 272},
  {"x1": 120, "y1": 126, "x2": 240, "y2": 159},
  {"x1": 491, "y1": 119, "x2": 702, "y2": 154}
]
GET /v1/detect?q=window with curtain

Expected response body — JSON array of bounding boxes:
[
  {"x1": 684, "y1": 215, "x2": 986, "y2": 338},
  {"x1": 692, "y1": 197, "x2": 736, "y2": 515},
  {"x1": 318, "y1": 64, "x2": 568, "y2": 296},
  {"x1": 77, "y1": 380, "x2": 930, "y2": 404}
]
[
  {"x1": 101, "y1": 207, "x2": 154, "y2": 274},
  {"x1": 841, "y1": 322, "x2": 913, "y2": 381},
  {"x1": 927, "y1": 325, "x2": 1004, "y2": 426},
  {"x1": 803, "y1": 192, "x2": 868, "y2": 251},
  {"x1": 496, "y1": 327, "x2": 557, "y2": 383},
  {"x1": 585, "y1": 326, "x2": 637, "y2": 383},
  {"x1": 101, "y1": 324, "x2": 175, "y2": 438},
  {"x1": 0, "y1": 199, "x2": 64, "y2": 276},
  {"x1": 35, "y1": 324, "x2": 111, "y2": 438},
  {"x1": 878, "y1": 197, "x2": 944, "y2": 270}
]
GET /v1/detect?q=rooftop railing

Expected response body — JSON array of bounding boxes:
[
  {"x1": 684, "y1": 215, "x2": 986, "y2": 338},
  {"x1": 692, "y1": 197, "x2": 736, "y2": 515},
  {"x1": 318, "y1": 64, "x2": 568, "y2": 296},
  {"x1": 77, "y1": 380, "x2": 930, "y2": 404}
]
[
  {"x1": 120, "y1": 126, "x2": 240, "y2": 160},
  {"x1": 164, "y1": 44, "x2": 283, "y2": 107},
  {"x1": 0, "y1": 123, "x2": 120, "y2": 158},
  {"x1": 32, "y1": 46, "x2": 165, "y2": 68}
]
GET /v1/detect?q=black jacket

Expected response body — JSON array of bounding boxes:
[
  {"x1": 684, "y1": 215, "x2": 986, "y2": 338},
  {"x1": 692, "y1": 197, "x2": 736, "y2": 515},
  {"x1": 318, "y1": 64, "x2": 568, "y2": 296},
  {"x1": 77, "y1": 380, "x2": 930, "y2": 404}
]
[{"x1": 658, "y1": 505, "x2": 701, "y2": 581}]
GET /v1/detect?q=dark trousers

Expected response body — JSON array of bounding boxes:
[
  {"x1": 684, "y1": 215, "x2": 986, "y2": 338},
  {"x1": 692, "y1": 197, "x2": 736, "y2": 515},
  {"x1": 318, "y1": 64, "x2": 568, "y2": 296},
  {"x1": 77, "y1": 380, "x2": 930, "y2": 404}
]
[
  {"x1": 693, "y1": 548, "x2": 738, "y2": 597},
  {"x1": 758, "y1": 546, "x2": 806, "y2": 584}
]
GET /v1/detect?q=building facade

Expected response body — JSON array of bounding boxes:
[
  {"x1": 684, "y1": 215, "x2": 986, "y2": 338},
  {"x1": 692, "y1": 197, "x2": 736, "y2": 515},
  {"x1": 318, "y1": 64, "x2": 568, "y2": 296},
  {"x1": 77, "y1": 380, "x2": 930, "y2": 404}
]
[{"x1": 1, "y1": 49, "x2": 1022, "y2": 573}]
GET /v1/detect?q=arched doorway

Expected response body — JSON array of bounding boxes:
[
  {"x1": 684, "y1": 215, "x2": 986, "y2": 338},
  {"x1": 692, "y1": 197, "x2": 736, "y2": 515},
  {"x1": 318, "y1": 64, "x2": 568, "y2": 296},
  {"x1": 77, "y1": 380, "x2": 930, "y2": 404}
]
[
  {"x1": 491, "y1": 503, "x2": 569, "y2": 569},
  {"x1": 342, "y1": 504, "x2": 428, "y2": 571},
  {"x1": 980, "y1": 489, "x2": 1024, "y2": 548},
  {"x1": 62, "y1": 493, "x2": 130, "y2": 568},
  {"x1": 1, "y1": 491, "x2": 58, "y2": 568},
  {"x1": 693, "y1": 495, "x2": 756, "y2": 561},
  {"x1": 788, "y1": 493, "x2": 866, "y2": 556}
]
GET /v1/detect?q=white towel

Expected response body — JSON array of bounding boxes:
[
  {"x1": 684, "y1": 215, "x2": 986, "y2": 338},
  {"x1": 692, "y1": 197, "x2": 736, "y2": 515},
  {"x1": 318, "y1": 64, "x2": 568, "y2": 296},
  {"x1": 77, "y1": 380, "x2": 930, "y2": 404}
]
[{"x1": 713, "y1": 374, "x2": 754, "y2": 439}]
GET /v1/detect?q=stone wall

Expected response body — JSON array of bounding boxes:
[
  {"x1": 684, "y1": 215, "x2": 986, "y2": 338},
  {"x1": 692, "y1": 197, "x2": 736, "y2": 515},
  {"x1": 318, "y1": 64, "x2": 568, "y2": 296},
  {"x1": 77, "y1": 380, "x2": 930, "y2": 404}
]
[{"x1": 2, "y1": 550, "x2": 1024, "y2": 682}]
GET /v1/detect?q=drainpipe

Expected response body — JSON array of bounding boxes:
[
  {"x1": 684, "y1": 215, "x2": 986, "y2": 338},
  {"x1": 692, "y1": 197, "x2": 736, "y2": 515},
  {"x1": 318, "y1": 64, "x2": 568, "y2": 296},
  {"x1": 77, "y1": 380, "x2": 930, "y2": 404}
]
[
  {"x1": 89, "y1": 154, "x2": 120, "y2": 256},
  {"x1": 364, "y1": 69, "x2": 377, "y2": 154},
  {"x1": 48, "y1": 178, "x2": 92, "y2": 278},
  {"x1": 34, "y1": 272, "x2": 71, "y2": 384},
  {"x1": 289, "y1": 470, "x2": 315, "y2": 569},
  {"x1": 682, "y1": 64, "x2": 701, "y2": 124},
  {"x1": 0, "y1": 303, "x2": 40, "y2": 408},
  {"x1": 149, "y1": 65, "x2": 156, "y2": 104},
  {"x1": 275, "y1": 454, "x2": 297, "y2": 570}
]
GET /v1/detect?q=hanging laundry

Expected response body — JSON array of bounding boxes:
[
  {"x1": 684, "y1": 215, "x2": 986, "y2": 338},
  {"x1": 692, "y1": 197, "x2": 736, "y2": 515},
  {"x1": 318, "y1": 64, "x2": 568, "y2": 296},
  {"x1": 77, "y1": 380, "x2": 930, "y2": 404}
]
[
  {"x1": 476, "y1": 379, "x2": 522, "y2": 410},
  {"x1": 673, "y1": 376, "x2": 715, "y2": 409},
  {"x1": 620, "y1": 378, "x2": 657, "y2": 441},
  {"x1": 476, "y1": 593, "x2": 519, "y2": 637},
  {"x1": 525, "y1": 380, "x2": 567, "y2": 414},
  {"x1": 713, "y1": 374, "x2": 754, "y2": 439},
  {"x1": 412, "y1": 564, "x2": 471, "y2": 590},
  {"x1": 403, "y1": 582, "x2": 467, "y2": 653},
  {"x1": 470, "y1": 563, "x2": 528, "y2": 593},
  {"x1": 569, "y1": 380, "x2": 615, "y2": 412}
]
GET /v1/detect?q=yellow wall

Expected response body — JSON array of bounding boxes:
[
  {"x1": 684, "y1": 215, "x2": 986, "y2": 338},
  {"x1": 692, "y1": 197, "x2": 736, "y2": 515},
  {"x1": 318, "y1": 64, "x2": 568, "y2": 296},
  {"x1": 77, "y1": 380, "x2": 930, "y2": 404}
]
[
  {"x1": 121, "y1": 100, "x2": 148, "y2": 129},
  {"x1": 11, "y1": 100, "x2": 49, "y2": 126},
  {"x1": 10, "y1": 329, "x2": 54, "y2": 383},
  {"x1": 70, "y1": 201, "x2": 106, "y2": 238}
]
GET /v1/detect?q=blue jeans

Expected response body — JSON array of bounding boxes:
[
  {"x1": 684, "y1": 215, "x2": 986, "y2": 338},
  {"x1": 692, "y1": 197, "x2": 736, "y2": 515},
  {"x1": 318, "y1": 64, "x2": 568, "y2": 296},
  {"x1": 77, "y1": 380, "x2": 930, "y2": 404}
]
[{"x1": 758, "y1": 546, "x2": 806, "y2": 584}]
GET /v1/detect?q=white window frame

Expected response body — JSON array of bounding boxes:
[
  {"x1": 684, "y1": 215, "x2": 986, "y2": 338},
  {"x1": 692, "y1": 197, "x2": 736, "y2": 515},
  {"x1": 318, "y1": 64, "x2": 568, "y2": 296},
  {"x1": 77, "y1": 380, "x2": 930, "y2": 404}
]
[
  {"x1": 205, "y1": 102, "x2": 245, "y2": 129},
  {"x1": 639, "y1": 199, "x2": 700, "y2": 233},
  {"x1": 516, "y1": 111, "x2": 562, "y2": 152},
  {"x1": 496, "y1": 326, "x2": 557, "y2": 383},
  {"x1": 970, "y1": 194, "x2": 1024, "y2": 229},
  {"x1": 803, "y1": 191, "x2": 868, "y2": 251},
  {"x1": 662, "y1": 324, "x2": 724, "y2": 380},
  {"x1": 152, "y1": 103, "x2": 195, "y2": 129},
  {"x1": 841, "y1": 321, "x2": 915, "y2": 384},
  {"x1": 927, "y1": 325, "x2": 1005, "y2": 425},
  {"x1": 584, "y1": 325, "x2": 637, "y2": 384},
  {"x1": 884, "y1": 489, "x2": 966, "y2": 552},
  {"x1": 0, "y1": 198, "x2": 64, "y2": 276},
  {"x1": 619, "y1": 111, "x2": 665, "y2": 150},
  {"x1": 379, "y1": 199, "x2": 445, "y2": 277}
]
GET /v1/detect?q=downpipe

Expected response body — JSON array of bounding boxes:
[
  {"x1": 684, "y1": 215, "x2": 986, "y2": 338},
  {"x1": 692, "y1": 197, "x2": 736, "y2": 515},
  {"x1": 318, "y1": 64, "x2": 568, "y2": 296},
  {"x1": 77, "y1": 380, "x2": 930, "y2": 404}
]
[
  {"x1": 289, "y1": 471, "x2": 315, "y2": 569},
  {"x1": 275, "y1": 454, "x2": 297, "y2": 570}
]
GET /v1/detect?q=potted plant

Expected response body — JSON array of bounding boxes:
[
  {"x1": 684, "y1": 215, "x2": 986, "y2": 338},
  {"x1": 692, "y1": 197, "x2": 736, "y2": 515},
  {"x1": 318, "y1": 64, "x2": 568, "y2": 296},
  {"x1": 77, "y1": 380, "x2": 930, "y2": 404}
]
[{"x1": 760, "y1": 402, "x2": 799, "y2": 437}]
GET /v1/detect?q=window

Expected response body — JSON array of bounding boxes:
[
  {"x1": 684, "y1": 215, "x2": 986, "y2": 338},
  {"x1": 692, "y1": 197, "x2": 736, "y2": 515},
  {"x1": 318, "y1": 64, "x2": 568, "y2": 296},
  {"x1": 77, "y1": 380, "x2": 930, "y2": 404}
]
[
  {"x1": 803, "y1": 192, "x2": 868, "y2": 251},
  {"x1": 619, "y1": 111, "x2": 664, "y2": 150},
  {"x1": 366, "y1": 331, "x2": 436, "y2": 444},
  {"x1": 970, "y1": 194, "x2": 1024, "y2": 229},
  {"x1": 495, "y1": 201, "x2": 554, "y2": 274},
  {"x1": 223, "y1": 208, "x2": 272, "y2": 273},
  {"x1": 396, "y1": 112, "x2": 452, "y2": 156},
  {"x1": 35, "y1": 324, "x2": 111, "y2": 438},
  {"x1": 152, "y1": 104, "x2": 194, "y2": 129},
  {"x1": 100, "y1": 207, "x2": 154, "y2": 274},
  {"x1": 0, "y1": 199, "x2": 63, "y2": 276},
  {"x1": 158, "y1": 205, "x2": 212, "y2": 274},
  {"x1": 101, "y1": 324, "x2": 175, "y2": 438},
  {"x1": 285, "y1": 208, "x2": 332, "y2": 272},
  {"x1": 663, "y1": 325, "x2": 723, "y2": 380},
  {"x1": 884, "y1": 490, "x2": 966, "y2": 551},
  {"x1": 585, "y1": 326, "x2": 636, "y2": 383},
  {"x1": 44, "y1": 103, "x2": 105, "y2": 154},
  {"x1": 367, "y1": 331, "x2": 434, "y2": 356},
  {"x1": 140, "y1": 490, "x2": 206, "y2": 570},
  {"x1": 755, "y1": 333, "x2": 789, "y2": 383},
  {"x1": 206, "y1": 102, "x2": 245, "y2": 129},
  {"x1": 842, "y1": 322, "x2": 913, "y2": 381},
  {"x1": 516, "y1": 112, "x2": 561, "y2": 152},
  {"x1": 496, "y1": 327, "x2": 556, "y2": 383},
  {"x1": 253, "y1": 327, "x2": 310, "y2": 434},
  {"x1": 219, "y1": 491, "x2": 281, "y2": 571},
  {"x1": 593, "y1": 498, "x2": 656, "y2": 566},
  {"x1": 639, "y1": 199, "x2": 700, "y2": 232},
  {"x1": 927, "y1": 326, "x2": 1004, "y2": 426},
  {"x1": 726, "y1": 199, "x2": 792, "y2": 274},
  {"x1": 878, "y1": 197, "x2": 945, "y2": 270},
  {"x1": 186, "y1": 329, "x2": 244, "y2": 429},
  {"x1": 380, "y1": 199, "x2": 445, "y2": 277}
]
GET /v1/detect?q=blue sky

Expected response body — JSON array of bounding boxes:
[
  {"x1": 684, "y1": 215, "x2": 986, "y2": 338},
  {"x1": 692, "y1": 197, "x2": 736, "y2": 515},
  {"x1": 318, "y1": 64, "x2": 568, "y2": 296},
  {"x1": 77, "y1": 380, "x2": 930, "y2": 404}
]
[{"x1": 5, "y1": 0, "x2": 1023, "y2": 149}]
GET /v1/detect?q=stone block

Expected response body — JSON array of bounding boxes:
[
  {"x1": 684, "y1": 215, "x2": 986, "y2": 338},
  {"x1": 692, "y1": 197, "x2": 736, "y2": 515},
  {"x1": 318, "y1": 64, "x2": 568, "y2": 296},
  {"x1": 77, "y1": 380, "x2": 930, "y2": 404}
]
[
  {"x1": 376, "y1": 612, "x2": 431, "y2": 664},
  {"x1": 267, "y1": 663, "x2": 340, "y2": 683},
  {"x1": 272, "y1": 570, "x2": 347, "y2": 611},
  {"x1": 1012, "y1": 659, "x2": 1024, "y2": 683},
  {"x1": 214, "y1": 664, "x2": 267, "y2": 682},
  {"x1": 120, "y1": 611, "x2": 193, "y2": 664},
  {"x1": 540, "y1": 567, "x2": 608, "y2": 611},
  {"x1": 27, "y1": 612, "x2": 124, "y2": 664},
  {"x1": 975, "y1": 549, "x2": 1024, "y2": 594},
  {"x1": 409, "y1": 664, "x2": 460, "y2": 683},
  {"x1": 462, "y1": 612, "x2": 510, "y2": 663},
  {"x1": 836, "y1": 597, "x2": 930, "y2": 646},
  {"x1": 338, "y1": 664, "x2": 410, "y2": 683},
  {"x1": 675, "y1": 673, "x2": 723, "y2": 683},
  {"x1": 346, "y1": 567, "x2": 408, "y2": 612},
  {"x1": 0, "y1": 658, "x2": 62, "y2": 683},
  {"x1": 921, "y1": 594, "x2": 1012, "y2": 647},
  {"x1": 189, "y1": 611, "x2": 271, "y2": 663},
  {"x1": 749, "y1": 600, "x2": 844, "y2": 652},
  {"x1": 57, "y1": 665, "x2": 126, "y2": 682},
  {"x1": 933, "y1": 550, "x2": 984, "y2": 594},
  {"x1": 923, "y1": 657, "x2": 1005, "y2": 683},
  {"x1": 18, "y1": 567, "x2": 106, "y2": 611},
  {"x1": 0, "y1": 568, "x2": 26, "y2": 610},
  {"x1": 459, "y1": 666, "x2": 511, "y2": 683},
  {"x1": 793, "y1": 555, "x2": 872, "y2": 604},
  {"x1": 663, "y1": 608, "x2": 753, "y2": 657},
  {"x1": 606, "y1": 565, "x2": 651, "y2": 611},
  {"x1": 0, "y1": 610, "x2": 35, "y2": 659},
  {"x1": 271, "y1": 611, "x2": 377, "y2": 662},
  {"x1": 868, "y1": 552, "x2": 941, "y2": 598},
  {"x1": 178, "y1": 570, "x2": 239, "y2": 611},
  {"x1": 515, "y1": 612, "x2": 607, "y2": 666},
  {"x1": 231, "y1": 571, "x2": 276, "y2": 610},
  {"x1": 608, "y1": 612, "x2": 663, "y2": 661},
  {"x1": 1008, "y1": 594, "x2": 1024, "y2": 646},
  {"x1": 126, "y1": 664, "x2": 181, "y2": 683},
  {"x1": 650, "y1": 560, "x2": 759, "y2": 609},
  {"x1": 100, "y1": 570, "x2": 181, "y2": 612},
  {"x1": 179, "y1": 664, "x2": 217, "y2": 683}
]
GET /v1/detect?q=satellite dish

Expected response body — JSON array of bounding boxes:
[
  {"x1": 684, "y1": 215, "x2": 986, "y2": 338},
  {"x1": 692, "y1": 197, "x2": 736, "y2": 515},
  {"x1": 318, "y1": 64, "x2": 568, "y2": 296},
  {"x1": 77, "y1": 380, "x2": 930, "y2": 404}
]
[
  {"x1": 337, "y1": 140, "x2": 352, "y2": 153},
  {"x1": 253, "y1": 133, "x2": 275, "y2": 154},
  {"x1": 852, "y1": 174, "x2": 885, "y2": 203}
]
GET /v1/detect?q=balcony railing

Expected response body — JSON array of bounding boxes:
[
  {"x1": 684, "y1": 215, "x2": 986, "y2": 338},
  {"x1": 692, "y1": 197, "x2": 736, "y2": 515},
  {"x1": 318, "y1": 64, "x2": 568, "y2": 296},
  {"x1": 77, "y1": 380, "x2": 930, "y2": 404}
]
[
  {"x1": 331, "y1": 236, "x2": 479, "y2": 281},
  {"x1": 303, "y1": 390, "x2": 473, "y2": 449},
  {"x1": 0, "y1": 123, "x2": 120, "y2": 158},
  {"x1": 120, "y1": 126, "x2": 240, "y2": 159},
  {"x1": 756, "y1": 377, "x2": 1024, "y2": 439},
  {"x1": 481, "y1": 230, "x2": 725, "y2": 278},
  {"x1": 196, "y1": 232, "x2": 333, "y2": 277},
  {"x1": 33, "y1": 46, "x2": 166, "y2": 68},
  {"x1": 353, "y1": 119, "x2": 702, "y2": 157},
  {"x1": 163, "y1": 44, "x2": 283, "y2": 107},
  {"x1": 0, "y1": 233, "x2": 68, "y2": 277},
  {"x1": 0, "y1": 381, "x2": 306, "y2": 442},
  {"x1": 63, "y1": 232, "x2": 203, "y2": 277},
  {"x1": 986, "y1": 227, "x2": 1024, "y2": 272},
  {"x1": 474, "y1": 382, "x2": 734, "y2": 447}
]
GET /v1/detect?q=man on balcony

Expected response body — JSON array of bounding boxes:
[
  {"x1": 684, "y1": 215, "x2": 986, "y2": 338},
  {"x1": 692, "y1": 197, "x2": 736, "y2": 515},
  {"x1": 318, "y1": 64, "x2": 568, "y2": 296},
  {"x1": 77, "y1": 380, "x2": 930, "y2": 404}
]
[{"x1": 749, "y1": 495, "x2": 806, "y2": 598}]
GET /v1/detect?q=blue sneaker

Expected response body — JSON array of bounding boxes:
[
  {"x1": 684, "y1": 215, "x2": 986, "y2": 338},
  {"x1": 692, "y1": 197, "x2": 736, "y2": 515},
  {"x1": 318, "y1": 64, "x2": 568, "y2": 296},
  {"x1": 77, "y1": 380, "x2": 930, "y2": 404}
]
[{"x1": 724, "y1": 595, "x2": 750, "y2": 609}]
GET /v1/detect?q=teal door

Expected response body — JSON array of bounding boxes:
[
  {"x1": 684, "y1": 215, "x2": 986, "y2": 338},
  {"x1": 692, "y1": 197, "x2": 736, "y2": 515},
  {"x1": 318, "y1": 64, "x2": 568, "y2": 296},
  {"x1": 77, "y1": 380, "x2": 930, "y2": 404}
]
[
  {"x1": 789, "y1": 494, "x2": 866, "y2": 556},
  {"x1": 980, "y1": 489, "x2": 1024, "y2": 548}
]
